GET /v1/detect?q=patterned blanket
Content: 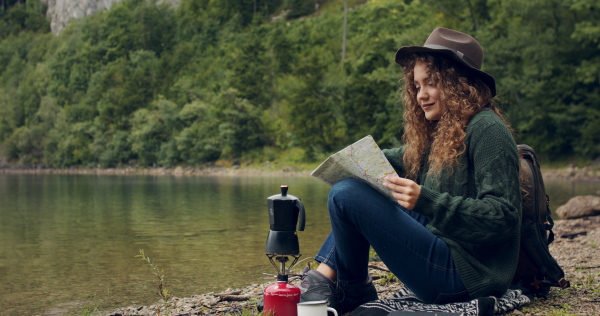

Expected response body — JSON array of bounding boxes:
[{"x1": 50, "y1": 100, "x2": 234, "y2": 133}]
[{"x1": 353, "y1": 286, "x2": 533, "y2": 316}]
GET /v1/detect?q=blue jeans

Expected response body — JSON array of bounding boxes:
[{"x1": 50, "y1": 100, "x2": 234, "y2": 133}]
[{"x1": 315, "y1": 179, "x2": 469, "y2": 304}]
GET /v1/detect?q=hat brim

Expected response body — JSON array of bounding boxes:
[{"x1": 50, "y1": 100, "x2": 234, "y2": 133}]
[{"x1": 395, "y1": 46, "x2": 496, "y2": 97}]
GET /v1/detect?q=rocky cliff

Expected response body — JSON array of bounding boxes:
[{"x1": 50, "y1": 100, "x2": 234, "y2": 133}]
[{"x1": 41, "y1": 0, "x2": 180, "y2": 35}]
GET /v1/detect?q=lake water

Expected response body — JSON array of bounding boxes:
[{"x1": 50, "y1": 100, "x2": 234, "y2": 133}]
[{"x1": 0, "y1": 173, "x2": 598, "y2": 315}]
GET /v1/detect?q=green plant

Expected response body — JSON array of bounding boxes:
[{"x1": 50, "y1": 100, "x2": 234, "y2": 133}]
[
  {"x1": 521, "y1": 306, "x2": 542, "y2": 313},
  {"x1": 580, "y1": 271, "x2": 600, "y2": 291},
  {"x1": 368, "y1": 247, "x2": 380, "y2": 261},
  {"x1": 80, "y1": 304, "x2": 100, "y2": 316},
  {"x1": 558, "y1": 303, "x2": 572, "y2": 310},
  {"x1": 136, "y1": 249, "x2": 172, "y2": 301},
  {"x1": 376, "y1": 272, "x2": 398, "y2": 286},
  {"x1": 546, "y1": 310, "x2": 578, "y2": 316}
]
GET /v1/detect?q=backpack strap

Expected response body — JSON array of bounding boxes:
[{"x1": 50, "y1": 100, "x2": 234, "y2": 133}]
[{"x1": 545, "y1": 199, "x2": 555, "y2": 244}]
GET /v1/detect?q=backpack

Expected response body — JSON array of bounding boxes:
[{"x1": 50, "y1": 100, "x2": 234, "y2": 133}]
[{"x1": 511, "y1": 144, "x2": 570, "y2": 297}]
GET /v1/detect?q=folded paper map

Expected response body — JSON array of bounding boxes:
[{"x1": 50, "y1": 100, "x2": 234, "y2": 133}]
[{"x1": 310, "y1": 135, "x2": 397, "y2": 201}]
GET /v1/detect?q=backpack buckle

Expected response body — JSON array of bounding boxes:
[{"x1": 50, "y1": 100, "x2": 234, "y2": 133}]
[{"x1": 558, "y1": 278, "x2": 570, "y2": 289}]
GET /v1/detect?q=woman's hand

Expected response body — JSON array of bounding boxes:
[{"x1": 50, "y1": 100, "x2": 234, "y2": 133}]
[{"x1": 384, "y1": 176, "x2": 421, "y2": 210}]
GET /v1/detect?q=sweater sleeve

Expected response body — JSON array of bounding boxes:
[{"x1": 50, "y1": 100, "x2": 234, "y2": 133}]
[
  {"x1": 413, "y1": 115, "x2": 522, "y2": 244},
  {"x1": 382, "y1": 146, "x2": 406, "y2": 177}
]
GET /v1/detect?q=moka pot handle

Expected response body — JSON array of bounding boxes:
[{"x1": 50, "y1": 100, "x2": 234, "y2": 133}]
[{"x1": 296, "y1": 200, "x2": 305, "y2": 231}]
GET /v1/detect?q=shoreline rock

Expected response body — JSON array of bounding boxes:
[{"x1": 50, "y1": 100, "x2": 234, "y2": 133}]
[{"x1": 556, "y1": 195, "x2": 600, "y2": 219}]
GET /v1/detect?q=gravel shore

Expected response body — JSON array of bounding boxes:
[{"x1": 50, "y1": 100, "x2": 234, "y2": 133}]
[{"x1": 106, "y1": 216, "x2": 600, "y2": 316}]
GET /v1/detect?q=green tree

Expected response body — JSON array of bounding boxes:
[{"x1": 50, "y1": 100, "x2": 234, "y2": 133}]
[
  {"x1": 207, "y1": 0, "x2": 255, "y2": 27},
  {"x1": 3, "y1": 93, "x2": 58, "y2": 165},
  {"x1": 92, "y1": 130, "x2": 133, "y2": 167},
  {"x1": 228, "y1": 26, "x2": 272, "y2": 109},
  {"x1": 0, "y1": 88, "x2": 16, "y2": 142},
  {"x1": 215, "y1": 88, "x2": 265, "y2": 158},
  {"x1": 44, "y1": 120, "x2": 95, "y2": 167},
  {"x1": 422, "y1": 0, "x2": 491, "y2": 31},
  {"x1": 481, "y1": 0, "x2": 600, "y2": 159},
  {"x1": 282, "y1": 58, "x2": 347, "y2": 156},
  {"x1": 175, "y1": 100, "x2": 222, "y2": 163},
  {"x1": 122, "y1": 50, "x2": 160, "y2": 111},
  {"x1": 342, "y1": 39, "x2": 399, "y2": 147},
  {"x1": 129, "y1": 97, "x2": 181, "y2": 166},
  {"x1": 1, "y1": 0, "x2": 599, "y2": 168},
  {"x1": 284, "y1": 0, "x2": 314, "y2": 19},
  {"x1": 0, "y1": 0, "x2": 49, "y2": 38}
]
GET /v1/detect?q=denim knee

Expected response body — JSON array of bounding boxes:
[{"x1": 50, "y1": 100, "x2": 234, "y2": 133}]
[{"x1": 328, "y1": 179, "x2": 371, "y2": 206}]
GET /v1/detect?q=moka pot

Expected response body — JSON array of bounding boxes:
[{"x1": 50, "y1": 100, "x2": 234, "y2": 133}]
[{"x1": 265, "y1": 185, "x2": 306, "y2": 256}]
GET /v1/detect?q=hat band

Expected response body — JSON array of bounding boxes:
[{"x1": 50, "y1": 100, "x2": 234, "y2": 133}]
[{"x1": 424, "y1": 44, "x2": 479, "y2": 69}]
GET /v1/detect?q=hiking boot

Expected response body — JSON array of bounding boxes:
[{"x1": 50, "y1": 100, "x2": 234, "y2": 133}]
[
  {"x1": 337, "y1": 276, "x2": 379, "y2": 314},
  {"x1": 299, "y1": 270, "x2": 339, "y2": 311}
]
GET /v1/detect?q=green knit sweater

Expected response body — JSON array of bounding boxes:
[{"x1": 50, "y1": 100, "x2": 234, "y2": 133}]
[{"x1": 383, "y1": 108, "x2": 522, "y2": 299}]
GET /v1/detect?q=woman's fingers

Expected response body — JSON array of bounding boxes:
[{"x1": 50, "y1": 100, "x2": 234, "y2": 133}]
[{"x1": 384, "y1": 176, "x2": 421, "y2": 210}]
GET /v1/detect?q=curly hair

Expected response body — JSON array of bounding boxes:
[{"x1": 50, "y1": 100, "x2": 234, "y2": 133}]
[{"x1": 400, "y1": 54, "x2": 510, "y2": 180}]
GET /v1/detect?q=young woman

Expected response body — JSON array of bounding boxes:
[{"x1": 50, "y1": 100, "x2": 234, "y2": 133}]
[{"x1": 299, "y1": 28, "x2": 522, "y2": 314}]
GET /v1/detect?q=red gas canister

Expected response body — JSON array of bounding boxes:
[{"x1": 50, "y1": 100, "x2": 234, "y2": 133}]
[{"x1": 263, "y1": 275, "x2": 301, "y2": 316}]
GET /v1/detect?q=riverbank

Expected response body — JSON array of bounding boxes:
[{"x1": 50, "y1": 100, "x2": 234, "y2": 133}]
[
  {"x1": 104, "y1": 216, "x2": 600, "y2": 316},
  {"x1": 0, "y1": 164, "x2": 313, "y2": 177},
  {"x1": 2, "y1": 164, "x2": 600, "y2": 182},
  {"x1": 541, "y1": 165, "x2": 600, "y2": 182}
]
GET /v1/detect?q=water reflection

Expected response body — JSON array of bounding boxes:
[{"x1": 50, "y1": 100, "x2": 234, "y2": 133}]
[
  {"x1": 0, "y1": 173, "x2": 597, "y2": 315},
  {"x1": 544, "y1": 178, "x2": 600, "y2": 213}
]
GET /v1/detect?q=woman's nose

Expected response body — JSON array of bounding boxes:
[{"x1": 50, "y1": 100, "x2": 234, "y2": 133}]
[{"x1": 417, "y1": 88, "x2": 427, "y2": 101}]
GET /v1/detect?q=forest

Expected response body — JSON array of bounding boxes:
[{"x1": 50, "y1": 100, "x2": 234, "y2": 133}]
[{"x1": 0, "y1": 0, "x2": 598, "y2": 168}]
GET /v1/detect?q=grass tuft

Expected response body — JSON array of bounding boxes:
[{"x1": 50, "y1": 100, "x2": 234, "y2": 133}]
[{"x1": 136, "y1": 249, "x2": 172, "y2": 301}]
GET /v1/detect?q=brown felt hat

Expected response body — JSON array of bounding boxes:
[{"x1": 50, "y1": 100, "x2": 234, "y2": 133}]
[{"x1": 395, "y1": 27, "x2": 496, "y2": 96}]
